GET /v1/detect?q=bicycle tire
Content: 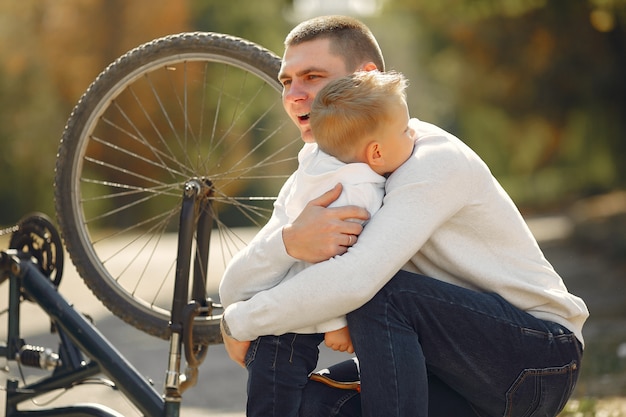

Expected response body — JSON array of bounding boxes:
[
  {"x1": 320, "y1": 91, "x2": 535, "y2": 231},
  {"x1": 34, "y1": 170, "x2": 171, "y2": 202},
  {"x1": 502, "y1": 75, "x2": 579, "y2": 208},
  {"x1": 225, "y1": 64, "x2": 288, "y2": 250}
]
[{"x1": 54, "y1": 32, "x2": 300, "y2": 344}]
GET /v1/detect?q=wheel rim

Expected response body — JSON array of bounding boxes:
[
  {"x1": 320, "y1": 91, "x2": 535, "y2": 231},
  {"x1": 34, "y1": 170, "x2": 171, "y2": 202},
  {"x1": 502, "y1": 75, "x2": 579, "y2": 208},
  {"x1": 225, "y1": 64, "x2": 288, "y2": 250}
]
[{"x1": 61, "y1": 46, "x2": 300, "y2": 334}]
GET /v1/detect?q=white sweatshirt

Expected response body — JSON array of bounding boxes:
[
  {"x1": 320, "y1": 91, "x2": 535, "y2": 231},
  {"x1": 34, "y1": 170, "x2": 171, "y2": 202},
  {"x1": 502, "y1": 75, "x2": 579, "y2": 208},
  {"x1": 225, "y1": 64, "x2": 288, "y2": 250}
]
[
  {"x1": 219, "y1": 143, "x2": 386, "y2": 334},
  {"x1": 223, "y1": 119, "x2": 589, "y2": 345}
]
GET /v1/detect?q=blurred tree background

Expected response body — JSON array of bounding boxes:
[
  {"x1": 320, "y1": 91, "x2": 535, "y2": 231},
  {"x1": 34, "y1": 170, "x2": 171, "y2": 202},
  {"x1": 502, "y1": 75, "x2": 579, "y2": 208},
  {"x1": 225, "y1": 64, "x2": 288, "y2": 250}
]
[{"x1": 1, "y1": 0, "x2": 625, "y2": 226}]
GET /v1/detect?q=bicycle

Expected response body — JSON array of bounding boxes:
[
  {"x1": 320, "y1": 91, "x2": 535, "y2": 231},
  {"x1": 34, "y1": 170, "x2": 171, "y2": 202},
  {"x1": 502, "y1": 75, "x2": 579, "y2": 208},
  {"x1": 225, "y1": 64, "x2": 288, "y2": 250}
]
[{"x1": 2, "y1": 31, "x2": 300, "y2": 416}]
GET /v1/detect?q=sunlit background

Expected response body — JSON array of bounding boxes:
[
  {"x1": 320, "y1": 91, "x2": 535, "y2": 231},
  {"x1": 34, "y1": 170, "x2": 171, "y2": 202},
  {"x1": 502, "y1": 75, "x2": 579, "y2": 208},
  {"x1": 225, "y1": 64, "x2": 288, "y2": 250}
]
[
  {"x1": 1, "y1": 0, "x2": 625, "y2": 414},
  {"x1": 1, "y1": 0, "x2": 624, "y2": 221}
]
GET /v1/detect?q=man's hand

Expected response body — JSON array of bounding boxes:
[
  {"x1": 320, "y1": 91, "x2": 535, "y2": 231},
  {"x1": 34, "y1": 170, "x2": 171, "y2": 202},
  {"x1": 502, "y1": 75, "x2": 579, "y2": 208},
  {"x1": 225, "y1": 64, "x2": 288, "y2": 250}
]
[
  {"x1": 221, "y1": 319, "x2": 250, "y2": 368},
  {"x1": 282, "y1": 184, "x2": 369, "y2": 263}
]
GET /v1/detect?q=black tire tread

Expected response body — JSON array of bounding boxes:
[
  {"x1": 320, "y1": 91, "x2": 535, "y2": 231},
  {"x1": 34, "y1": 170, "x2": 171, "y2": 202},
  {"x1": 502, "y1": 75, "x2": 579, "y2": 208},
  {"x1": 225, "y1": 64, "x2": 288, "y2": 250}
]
[{"x1": 54, "y1": 32, "x2": 282, "y2": 344}]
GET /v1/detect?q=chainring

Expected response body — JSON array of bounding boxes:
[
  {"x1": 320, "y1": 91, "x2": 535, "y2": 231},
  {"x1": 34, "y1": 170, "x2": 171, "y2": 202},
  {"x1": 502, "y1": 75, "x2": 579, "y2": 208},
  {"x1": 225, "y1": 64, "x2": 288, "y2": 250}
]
[{"x1": 5, "y1": 213, "x2": 64, "y2": 290}]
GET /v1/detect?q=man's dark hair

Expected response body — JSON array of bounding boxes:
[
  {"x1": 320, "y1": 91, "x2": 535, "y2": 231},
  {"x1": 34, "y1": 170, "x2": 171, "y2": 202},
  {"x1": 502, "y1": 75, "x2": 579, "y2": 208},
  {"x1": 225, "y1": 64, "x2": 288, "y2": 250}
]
[{"x1": 285, "y1": 15, "x2": 385, "y2": 72}]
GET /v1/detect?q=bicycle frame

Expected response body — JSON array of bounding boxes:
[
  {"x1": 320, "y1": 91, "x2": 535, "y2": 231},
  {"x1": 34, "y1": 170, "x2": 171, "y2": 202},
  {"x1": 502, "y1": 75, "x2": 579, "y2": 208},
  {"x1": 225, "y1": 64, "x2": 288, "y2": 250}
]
[{"x1": 1, "y1": 179, "x2": 217, "y2": 417}]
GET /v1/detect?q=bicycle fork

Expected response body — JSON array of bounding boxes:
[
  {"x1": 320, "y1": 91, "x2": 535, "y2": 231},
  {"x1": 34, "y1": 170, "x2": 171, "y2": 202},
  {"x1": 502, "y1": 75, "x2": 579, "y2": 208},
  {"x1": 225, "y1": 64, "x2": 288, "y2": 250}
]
[{"x1": 164, "y1": 179, "x2": 214, "y2": 412}]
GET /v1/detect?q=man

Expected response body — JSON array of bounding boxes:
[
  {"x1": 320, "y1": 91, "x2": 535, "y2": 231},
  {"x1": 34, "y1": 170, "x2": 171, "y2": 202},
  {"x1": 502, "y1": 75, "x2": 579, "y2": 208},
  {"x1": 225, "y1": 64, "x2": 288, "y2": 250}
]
[{"x1": 221, "y1": 15, "x2": 588, "y2": 417}]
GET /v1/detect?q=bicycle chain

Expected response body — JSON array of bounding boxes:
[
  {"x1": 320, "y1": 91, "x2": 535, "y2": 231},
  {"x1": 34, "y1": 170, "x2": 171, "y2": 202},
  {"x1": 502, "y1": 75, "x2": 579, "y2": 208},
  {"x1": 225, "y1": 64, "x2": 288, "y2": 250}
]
[{"x1": 0, "y1": 224, "x2": 19, "y2": 237}]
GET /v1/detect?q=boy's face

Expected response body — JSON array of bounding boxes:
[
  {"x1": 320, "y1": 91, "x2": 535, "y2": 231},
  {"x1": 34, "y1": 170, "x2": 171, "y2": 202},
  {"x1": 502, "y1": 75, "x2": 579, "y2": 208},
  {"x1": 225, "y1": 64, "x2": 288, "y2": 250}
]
[
  {"x1": 279, "y1": 38, "x2": 352, "y2": 143},
  {"x1": 376, "y1": 100, "x2": 416, "y2": 175}
]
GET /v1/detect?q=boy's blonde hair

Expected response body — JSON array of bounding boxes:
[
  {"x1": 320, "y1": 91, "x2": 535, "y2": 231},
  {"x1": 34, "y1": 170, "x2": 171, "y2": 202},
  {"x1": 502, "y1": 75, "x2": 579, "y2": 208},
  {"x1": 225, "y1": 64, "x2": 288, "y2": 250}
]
[{"x1": 310, "y1": 71, "x2": 408, "y2": 162}]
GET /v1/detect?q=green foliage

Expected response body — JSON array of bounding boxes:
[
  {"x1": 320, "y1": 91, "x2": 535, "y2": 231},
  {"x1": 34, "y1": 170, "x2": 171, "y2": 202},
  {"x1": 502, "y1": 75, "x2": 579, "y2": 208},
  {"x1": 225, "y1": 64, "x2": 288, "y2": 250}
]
[
  {"x1": 387, "y1": 0, "x2": 626, "y2": 207},
  {"x1": 1, "y1": 0, "x2": 625, "y2": 226},
  {"x1": 189, "y1": 0, "x2": 291, "y2": 54}
]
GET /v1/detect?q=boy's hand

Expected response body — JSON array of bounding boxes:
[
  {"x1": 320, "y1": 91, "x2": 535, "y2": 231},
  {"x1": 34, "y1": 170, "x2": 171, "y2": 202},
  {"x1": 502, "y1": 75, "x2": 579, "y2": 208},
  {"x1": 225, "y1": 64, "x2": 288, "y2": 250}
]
[
  {"x1": 283, "y1": 184, "x2": 369, "y2": 263},
  {"x1": 324, "y1": 326, "x2": 354, "y2": 353}
]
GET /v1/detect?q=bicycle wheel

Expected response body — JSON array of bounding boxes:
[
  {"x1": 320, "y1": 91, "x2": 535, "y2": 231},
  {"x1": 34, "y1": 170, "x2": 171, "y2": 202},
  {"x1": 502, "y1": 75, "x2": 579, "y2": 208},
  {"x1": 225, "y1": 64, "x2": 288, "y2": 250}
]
[{"x1": 54, "y1": 32, "x2": 300, "y2": 344}]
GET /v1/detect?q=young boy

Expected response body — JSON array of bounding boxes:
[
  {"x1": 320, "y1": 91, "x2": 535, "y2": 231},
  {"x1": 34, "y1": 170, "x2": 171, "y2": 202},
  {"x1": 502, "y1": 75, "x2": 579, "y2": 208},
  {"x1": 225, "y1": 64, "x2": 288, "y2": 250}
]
[{"x1": 219, "y1": 70, "x2": 415, "y2": 417}]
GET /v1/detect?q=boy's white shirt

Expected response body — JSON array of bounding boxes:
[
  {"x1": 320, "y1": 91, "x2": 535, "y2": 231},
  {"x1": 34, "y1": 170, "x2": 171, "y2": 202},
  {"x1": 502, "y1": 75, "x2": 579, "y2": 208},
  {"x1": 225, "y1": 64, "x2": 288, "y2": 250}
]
[
  {"x1": 222, "y1": 118, "x2": 589, "y2": 345},
  {"x1": 219, "y1": 142, "x2": 386, "y2": 334}
]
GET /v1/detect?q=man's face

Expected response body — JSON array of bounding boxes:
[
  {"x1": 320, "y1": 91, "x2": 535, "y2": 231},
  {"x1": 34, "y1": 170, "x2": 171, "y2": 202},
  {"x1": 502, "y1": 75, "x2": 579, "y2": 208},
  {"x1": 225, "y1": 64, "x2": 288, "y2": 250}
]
[{"x1": 278, "y1": 38, "x2": 351, "y2": 143}]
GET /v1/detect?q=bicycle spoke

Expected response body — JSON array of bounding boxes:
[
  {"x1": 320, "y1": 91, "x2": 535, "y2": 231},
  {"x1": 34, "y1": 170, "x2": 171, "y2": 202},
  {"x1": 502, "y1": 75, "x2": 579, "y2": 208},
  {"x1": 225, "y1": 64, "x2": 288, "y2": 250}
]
[{"x1": 55, "y1": 33, "x2": 300, "y2": 342}]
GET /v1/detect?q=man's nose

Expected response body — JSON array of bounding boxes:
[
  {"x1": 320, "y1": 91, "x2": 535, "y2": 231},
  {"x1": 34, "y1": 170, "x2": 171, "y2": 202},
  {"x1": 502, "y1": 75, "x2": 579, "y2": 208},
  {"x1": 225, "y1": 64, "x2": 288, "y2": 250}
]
[{"x1": 284, "y1": 80, "x2": 307, "y2": 102}]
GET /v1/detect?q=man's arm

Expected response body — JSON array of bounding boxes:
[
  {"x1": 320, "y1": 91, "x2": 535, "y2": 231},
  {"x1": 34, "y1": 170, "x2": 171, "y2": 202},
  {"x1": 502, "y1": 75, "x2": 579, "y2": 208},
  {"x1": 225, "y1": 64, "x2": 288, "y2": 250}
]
[
  {"x1": 219, "y1": 211, "x2": 293, "y2": 306},
  {"x1": 218, "y1": 174, "x2": 297, "y2": 306},
  {"x1": 221, "y1": 182, "x2": 374, "y2": 365},
  {"x1": 222, "y1": 194, "x2": 418, "y2": 341},
  {"x1": 223, "y1": 141, "x2": 475, "y2": 341}
]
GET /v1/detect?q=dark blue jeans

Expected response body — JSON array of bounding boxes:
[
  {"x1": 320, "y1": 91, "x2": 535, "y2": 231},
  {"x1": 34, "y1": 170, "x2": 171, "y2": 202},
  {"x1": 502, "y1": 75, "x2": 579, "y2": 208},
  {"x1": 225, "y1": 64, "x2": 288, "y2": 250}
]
[
  {"x1": 246, "y1": 332, "x2": 324, "y2": 417},
  {"x1": 300, "y1": 271, "x2": 582, "y2": 417}
]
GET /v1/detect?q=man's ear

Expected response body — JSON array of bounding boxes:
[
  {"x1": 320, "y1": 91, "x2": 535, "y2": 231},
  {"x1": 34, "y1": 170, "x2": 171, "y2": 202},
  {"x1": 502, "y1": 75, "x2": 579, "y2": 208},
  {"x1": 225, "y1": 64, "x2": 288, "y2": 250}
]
[{"x1": 365, "y1": 142, "x2": 384, "y2": 167}]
